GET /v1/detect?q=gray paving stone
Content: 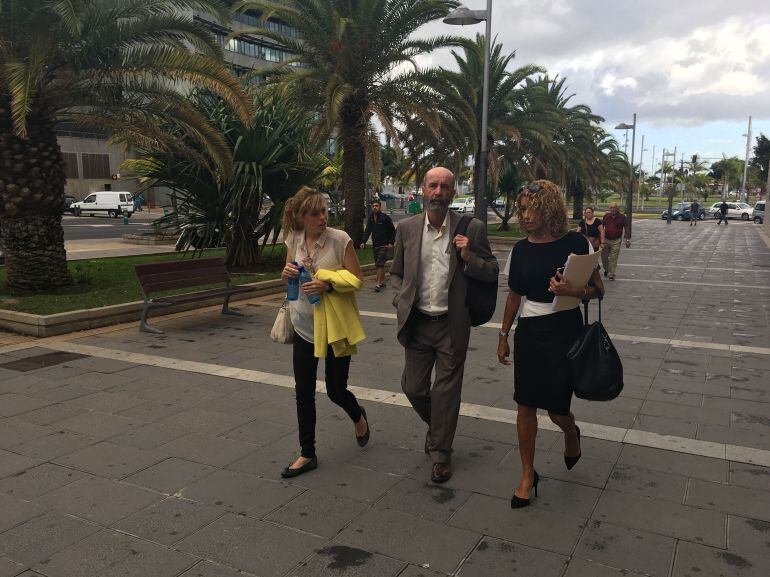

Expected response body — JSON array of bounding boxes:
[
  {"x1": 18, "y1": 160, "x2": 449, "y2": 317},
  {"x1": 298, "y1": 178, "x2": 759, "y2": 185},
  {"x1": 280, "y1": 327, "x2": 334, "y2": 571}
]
[
  {"x1": 396, "y1": 566, "x2": 444, "y2": 577},
  {"x1": 671, "y1": 540, "x2": 769, "y2": 577},
  {"x1": 686, "y1": 479, "x2": 770, "y2": 522},
  {"x1": 0, "y1": 420, "x2": 54, "y2": 449},
  {"x1": 122, "y1": 458, "x2": 217, "y2": 494},
  {"x1": 698, "y1": 423, "x2": 770, "y2": 450},
  {"x1": 0, "y1": 512, "x2": 101, "y2": 565},
  {"x1": 0, "y1": 395, "x2": 51, "y2": 418},
  {"x1": 0, "y1": 558, "x2": 24, "y2": 577},
  {"x1": 116, "y1": 401, "x2": 185, "y2": 422},
  {"x1": 632, "y1": 413, "x2": 698, "y2": 437},
  {"x1": 112, "y1": 497, "x2": 223, "y2": 546},
  {"x1": 337, "y1": 507, "x2": 479, "y2": 574},
  {"x1": 0, "y1": 463, "x2": 86, "y2": 500},
  {"x1": 107, "y1": 422, "x2": 190, "y2": 450},
  {"x1": 225, "y1": 445, "x2": 296, "y2": 480},
  {"x1": 34, "y1": 529, "x2": 196, "y2": 577},
  {"x1": 592, "y1": 490, "x2": 726, "y2": 547},
  {"x1": 350, "y1": 444, "x2": 429, "y2": 477},
  {"x1": 34, "y1": 476, "x2": 162, "y2": 525},
  {"x1": 287, "y1": 462, "x2": 402, "y2": 503},
  {"x1": 266, "y1": 489, "x2": 367, "y2": 538},
  {"x1": 457, "y1": 536, "x2": 566, "y2": 577},
  {"x1": 54, "y1": 441, "x2": 166, "y2": 480},
  {"x1": 574, "y1": 520, "x2": 675, "y2": 577},
  {"x1": 68, "y1": 391, "x2": 149, "y2": 414},
  {"x1": 728, "y1": 516, "x2": 770, "y2": 558},
  {"x1": 178, "y1": 561, "x2": 251, "y2": 577},
  {"x1": 179, "y1": 468, "x2": 303, "y2": 517},
  {"x1": 617, "y1": 445, "x2": 728, "y2": 482},
  {"x1": 13, "y1": 404, "x2": 85, "y2": 426},
  {"x1": 53, "y1": 411, "x2": 144, "y2": 439},
  {"x1": 564, "y1": 558, "x2": 647, "y2": 577},
  {"x1": 177, "y1": 513, "x2": 323, "y2": 576},
  {"x1": 287, "y1": 544, "x2": 406, "y2": 577},
  {"x1": 729, "y1": 462, "x2": 770, "y2": 491},
  {"x1": 448, "y1": 493, "x2": 584, "y2": 556},
  {"x1": 28, "y1": 384, "x2": 92, "y2": 403},
  {"x1": 0, "y1": 494, "x2": 44, "y2": 534},
  {"x1": 0, "y1": 451, "x2": 40, "y2": 480},
  {"x1": 156, "y1": 432, "x2": 257, "y2": 467},
  {"x1": 605, "y1": 463, "x2": 688, "y2": 503},
  {"x1": 157, "y1": 407, "x2": 253, "y2": 435},
  {"x1": 7, "y1": 431, "x2": 97, "y2": 461},
  {"x1": 376, "y1": 477, "x2": 472, "y2": 523},
  {"x1": 221, "y1": 418, "x2": 298, "y2": 447}
]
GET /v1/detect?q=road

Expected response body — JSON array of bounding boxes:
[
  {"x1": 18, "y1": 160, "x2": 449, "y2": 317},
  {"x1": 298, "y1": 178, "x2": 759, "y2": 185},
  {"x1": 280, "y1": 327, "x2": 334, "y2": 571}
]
[{"x1": 62, "y1": 212, "x2": 156, "y2": 241}]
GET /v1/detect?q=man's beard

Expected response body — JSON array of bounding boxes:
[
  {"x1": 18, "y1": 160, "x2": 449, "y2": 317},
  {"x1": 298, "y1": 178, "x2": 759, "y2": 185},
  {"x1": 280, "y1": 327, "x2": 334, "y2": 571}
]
[{"x1": 427, "y1": 199, "x2": 448, "y2": 212}]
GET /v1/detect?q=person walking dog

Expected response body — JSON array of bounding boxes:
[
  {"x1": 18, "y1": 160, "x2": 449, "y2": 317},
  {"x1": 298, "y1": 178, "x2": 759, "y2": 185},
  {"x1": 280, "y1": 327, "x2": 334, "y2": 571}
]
[{"x1": 391, "y1": 167, "x2": 498, "y2": 483}]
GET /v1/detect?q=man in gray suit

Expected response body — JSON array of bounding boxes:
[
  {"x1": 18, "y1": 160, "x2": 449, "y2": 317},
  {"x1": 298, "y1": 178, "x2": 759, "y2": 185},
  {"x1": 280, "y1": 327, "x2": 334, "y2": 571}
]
[{"x1": 390, "y1": 167, "x2": 498, "y2": 483}]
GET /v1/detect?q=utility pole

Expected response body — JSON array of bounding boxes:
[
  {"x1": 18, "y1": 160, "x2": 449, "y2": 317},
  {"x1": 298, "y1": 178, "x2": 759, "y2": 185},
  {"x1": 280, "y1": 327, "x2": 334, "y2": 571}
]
[
  {"x1": 637, "y1": 135, "x2": 646, "y2": 209},
  {"x1": 741, "y1": 115, "x2": 752, "y2": 203},
  {"x1": 664, "y1": 147, "x2": 676, "y2": 224},
  {"x1": 650, "y1": 144, "x2": 656, "y2": 204},
  {"x1": 680, "y1": 157, "x2": 686, "y2": 204}
]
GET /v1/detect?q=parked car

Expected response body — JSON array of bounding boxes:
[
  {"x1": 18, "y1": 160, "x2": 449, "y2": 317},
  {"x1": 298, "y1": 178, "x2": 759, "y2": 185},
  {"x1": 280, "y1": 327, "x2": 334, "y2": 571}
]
[
  {"x1": 753, "y1": 201, "x2": 765, "y2": 224},
  {"x1": 661, "y1": 202, "x2": 705, "y2": 221},
  {"x1": 63, "y1": 195, "x2": 77, "y2": 214},
  {"x1": 450, "y1": 196, "x2": 475, "y2": 213},
  {"x1": 493, "y1": 196, "x2": 507, "y2": 209},
  {"x1": 706, "y1": 202, "x2": 752, "y2": 221},
  {"x1": 71, "y1": 191, "x2": 134, "y2": 218}
]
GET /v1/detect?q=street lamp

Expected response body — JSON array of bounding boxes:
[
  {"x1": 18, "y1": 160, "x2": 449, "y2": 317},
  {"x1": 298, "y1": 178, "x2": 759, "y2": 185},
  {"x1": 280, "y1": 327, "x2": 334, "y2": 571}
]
[
  {"x1": 444, "y1": 2, "x2": 492, "y2": 223},
  {"x1": 637, "y1": 135, "x2": 647, "y2": 209},
  {"x1": 614, "y1": 114, "x2": 637, "y2": 237},
  {"x1": 741, "y1": 116, "x2": 752, "y2": 203},
  {"x1": 662, "y1": 148, "x2": 676, "y2": 224}
]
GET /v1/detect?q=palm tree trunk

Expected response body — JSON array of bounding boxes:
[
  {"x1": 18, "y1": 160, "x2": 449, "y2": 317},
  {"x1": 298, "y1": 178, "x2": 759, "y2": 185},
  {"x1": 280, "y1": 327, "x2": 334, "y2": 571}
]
[
  {"x1": 0, "y1": 98, "x2": 72, "y2": 294},
  {"x1": 340, "y1": 100, "x2": 367, "y2": 243}
]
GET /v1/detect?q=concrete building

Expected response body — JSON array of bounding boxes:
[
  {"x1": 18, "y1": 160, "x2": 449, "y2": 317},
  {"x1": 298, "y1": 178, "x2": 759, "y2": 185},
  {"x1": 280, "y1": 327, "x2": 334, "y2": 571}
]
[{"x1": 59, "y1": 3, "x2": 296, "y2": 206}]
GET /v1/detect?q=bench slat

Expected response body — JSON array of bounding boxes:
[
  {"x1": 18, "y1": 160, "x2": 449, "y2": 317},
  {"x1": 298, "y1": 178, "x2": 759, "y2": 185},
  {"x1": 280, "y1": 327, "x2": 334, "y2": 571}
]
[
  {"x1": 138, "y1": 267, "x2": 229, "y2": 289},
  {"x1": 155, "y1": 285, "x2": 252, "y2": 305},
  {"x1": 135, "y1": 257, "x2": 232, "y2": 296},
  {"x1": 142, "y1": 275, "x2": 232, "y2": 295}
]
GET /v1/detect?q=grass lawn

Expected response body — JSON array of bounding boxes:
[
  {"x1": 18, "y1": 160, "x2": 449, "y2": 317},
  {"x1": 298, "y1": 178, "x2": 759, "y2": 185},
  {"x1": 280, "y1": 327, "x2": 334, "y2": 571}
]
[
  {"x1": 0, "y1": 247, "x2": 374, "y2": 316},
  {"x1": 487, "y1": 223, "x2": 523, "y2": 237}
]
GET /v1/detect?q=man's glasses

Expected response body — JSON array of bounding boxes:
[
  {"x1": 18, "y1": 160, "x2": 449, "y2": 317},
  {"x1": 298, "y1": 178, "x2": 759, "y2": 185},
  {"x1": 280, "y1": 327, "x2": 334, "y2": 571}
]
[{"x1": 518, "y1": 183, "x2": 542, "y2": 194}]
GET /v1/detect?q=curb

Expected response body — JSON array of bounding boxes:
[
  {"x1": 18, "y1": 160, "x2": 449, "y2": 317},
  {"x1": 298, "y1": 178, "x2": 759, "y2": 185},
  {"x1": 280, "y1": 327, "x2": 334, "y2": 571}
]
[{"x1": 0, "y1": 263, "x2": 378, "y2": 338}]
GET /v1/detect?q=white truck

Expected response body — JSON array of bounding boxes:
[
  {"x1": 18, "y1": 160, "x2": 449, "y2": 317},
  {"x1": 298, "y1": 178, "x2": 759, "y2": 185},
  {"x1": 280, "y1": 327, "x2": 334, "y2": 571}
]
[{"x1": 71, "y1": 191, "x2": 134, "y2": 218}]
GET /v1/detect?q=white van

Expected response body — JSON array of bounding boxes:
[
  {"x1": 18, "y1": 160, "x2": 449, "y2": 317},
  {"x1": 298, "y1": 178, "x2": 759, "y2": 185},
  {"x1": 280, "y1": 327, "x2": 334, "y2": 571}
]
[{"x1": 71, "y1": 191, "x2": 134, "y2": 218}]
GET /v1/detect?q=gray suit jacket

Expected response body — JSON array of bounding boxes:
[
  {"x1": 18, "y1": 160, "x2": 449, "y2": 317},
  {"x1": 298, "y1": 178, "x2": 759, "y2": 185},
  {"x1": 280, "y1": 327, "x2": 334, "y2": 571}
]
[{"x1": 390, "y1": 211, "x2": 499, "y2": 350}]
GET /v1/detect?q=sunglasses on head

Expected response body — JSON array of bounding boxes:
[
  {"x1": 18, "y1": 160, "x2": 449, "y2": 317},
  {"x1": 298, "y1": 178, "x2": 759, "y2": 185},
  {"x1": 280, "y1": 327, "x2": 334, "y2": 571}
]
[{"x1": 518, "y1": 183, "x2": 542, "y2": 194}]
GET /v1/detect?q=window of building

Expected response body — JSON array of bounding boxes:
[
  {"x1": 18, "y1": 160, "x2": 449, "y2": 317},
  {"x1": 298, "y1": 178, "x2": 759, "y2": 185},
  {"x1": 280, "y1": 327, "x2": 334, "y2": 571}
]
[
  {"x1": 81, "y1": 153, "x2": 110, "y2": 179},
  {"x1": 62, "y1": 152, "x2": 79, "y2": 179}
]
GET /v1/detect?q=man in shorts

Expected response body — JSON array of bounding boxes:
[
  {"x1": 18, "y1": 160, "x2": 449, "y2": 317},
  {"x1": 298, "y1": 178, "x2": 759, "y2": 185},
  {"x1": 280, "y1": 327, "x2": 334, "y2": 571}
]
[{"x1": 360, "y1": 200, "x2": 396, "y2": 292}]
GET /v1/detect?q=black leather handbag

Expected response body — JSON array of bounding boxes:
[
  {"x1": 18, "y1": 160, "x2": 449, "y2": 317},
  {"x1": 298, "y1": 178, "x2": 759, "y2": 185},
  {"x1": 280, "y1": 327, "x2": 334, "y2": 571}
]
[
  {"x1": 456, "y1": 215, "x2": 498, "y2": 326},
  {"x1": 567, "y1": 298, "x2": 624, "y2": 401}
]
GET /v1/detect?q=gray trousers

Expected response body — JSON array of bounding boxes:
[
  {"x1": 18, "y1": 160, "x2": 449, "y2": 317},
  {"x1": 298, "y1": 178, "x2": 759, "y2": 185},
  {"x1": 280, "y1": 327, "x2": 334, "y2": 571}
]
[
  {"x1": 401, "y1": 314, "x2": 467, "y2": 464},
  {"x1": 601, "y1": 237, "x2": 623, "y2": 276}
]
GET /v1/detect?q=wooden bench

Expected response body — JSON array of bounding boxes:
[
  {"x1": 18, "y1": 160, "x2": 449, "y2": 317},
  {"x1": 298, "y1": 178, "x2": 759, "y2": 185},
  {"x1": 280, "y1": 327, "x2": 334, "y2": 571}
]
[{"x1": 134, "y1": 257, "x2": 254, "y2": 334}]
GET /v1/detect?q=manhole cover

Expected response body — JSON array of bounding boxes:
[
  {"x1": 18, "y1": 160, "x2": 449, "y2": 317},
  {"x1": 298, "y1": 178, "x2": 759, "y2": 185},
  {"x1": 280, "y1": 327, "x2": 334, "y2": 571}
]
[{"x1": 0, "y1": 351, "x2": 89, "y2": 372}]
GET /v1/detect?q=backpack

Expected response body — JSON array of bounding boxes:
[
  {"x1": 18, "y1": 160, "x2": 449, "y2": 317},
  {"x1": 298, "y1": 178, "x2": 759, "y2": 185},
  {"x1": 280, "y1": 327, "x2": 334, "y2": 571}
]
[{"x1": 455, "y1": 215, "x2": 498, "y2": 327}]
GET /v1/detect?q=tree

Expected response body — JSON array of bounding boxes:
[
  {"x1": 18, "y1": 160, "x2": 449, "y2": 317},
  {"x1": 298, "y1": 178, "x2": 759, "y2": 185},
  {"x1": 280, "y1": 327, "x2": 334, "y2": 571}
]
[
  {"x1": 709, "y1": 156, "x2": 744, "y2": 196},
  {"x1": 750, "y1": 134, "x2": 769, "y2": 191},
  {"x1": 235, "y1": 0, "x2": 468, "y2": 243},
  {"x1": 125, "y1": 90, "x2": 326, "y2": 268},
  {"x1": 0, "y1": 0, "x2": 252, "y2": 293}
]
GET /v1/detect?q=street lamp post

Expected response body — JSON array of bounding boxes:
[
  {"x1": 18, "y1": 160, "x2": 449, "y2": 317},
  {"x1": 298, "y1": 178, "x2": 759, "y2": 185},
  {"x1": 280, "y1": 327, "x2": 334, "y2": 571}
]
[
  {"x1": 662, "y1": 148, "x2": 676, "y2": 224},
  {"x1": 637, "y1": 135, "x2": 647, "y2": 209},
  {"x1": 444, "y1": 2, "x2": 492, "y2": 224},
  {"x1": 615, "y1": 114, "x2": 637, "y2": 237},
  {"x1": 741, "y1": 115, "x2": 752, "y2": 203}
]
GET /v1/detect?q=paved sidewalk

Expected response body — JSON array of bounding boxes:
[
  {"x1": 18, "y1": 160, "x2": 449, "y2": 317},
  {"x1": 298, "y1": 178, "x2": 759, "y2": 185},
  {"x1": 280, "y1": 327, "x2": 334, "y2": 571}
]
[{"x1": 0, "y1": 219, "x2": 769, "y2": 577}]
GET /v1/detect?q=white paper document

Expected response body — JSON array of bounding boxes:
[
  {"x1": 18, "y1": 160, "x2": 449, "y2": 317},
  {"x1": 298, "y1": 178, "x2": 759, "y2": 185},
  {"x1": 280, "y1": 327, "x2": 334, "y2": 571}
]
[{"x1": 551, "y1": 251, "x2": 600, "y2": 312}]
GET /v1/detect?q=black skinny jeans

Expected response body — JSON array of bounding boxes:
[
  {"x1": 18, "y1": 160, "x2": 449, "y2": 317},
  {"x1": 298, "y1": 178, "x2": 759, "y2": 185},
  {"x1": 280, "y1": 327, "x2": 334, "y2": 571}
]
[{"x1": 293, "y1": 336, "x2": 362, "y2": 458}]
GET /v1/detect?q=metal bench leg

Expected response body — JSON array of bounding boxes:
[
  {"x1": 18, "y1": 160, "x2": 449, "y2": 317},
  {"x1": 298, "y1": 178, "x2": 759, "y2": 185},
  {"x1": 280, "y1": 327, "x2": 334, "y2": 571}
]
[
  {"x1": 222, "y1": 294, "x2": 244, "y2": 316},
  {"x1": 139, "y1": 302, "x2": 165, "y2": 334}
]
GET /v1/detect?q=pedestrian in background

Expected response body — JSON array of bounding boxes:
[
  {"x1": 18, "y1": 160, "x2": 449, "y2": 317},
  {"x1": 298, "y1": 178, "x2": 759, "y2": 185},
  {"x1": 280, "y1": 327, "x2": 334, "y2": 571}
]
[
  {"x1": 391, "y1": 167, "x2": 498, "y2": 483},
  {"x1": 689, "y1": 198, "x2": 700, "y2": 227},
  {"x1": 577, "y1": 206, "x2": 604, "y2": 252},
  {"x1": 498, "y1": 180, "x2": 604, "y2": 508},
  {"x1": 360, "y1": 199, "x2": 396, "y2": 292},
  {"x1": 280, "y1": 187, "x2": 370, "y2": 478},
  {"x1": 601, "y1": 202, "x2": 630, "y2": 280},
  {"x1": 717, "y1": 200, "x2": 729, "y2": 225}
]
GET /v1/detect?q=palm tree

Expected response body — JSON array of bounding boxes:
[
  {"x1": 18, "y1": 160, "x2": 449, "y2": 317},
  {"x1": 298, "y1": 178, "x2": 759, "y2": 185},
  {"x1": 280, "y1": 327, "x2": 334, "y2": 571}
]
[
  {"x1": 232, "y1": 0, "x2": 468, "y2": 242},
  {"x1": 0, "y1": 0, "x2": 252, "y2": 293}
]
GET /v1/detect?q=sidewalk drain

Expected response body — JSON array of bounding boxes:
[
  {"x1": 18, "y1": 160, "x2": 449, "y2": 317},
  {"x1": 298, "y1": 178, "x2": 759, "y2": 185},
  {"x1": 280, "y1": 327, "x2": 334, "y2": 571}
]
[{"x1": 0, "y1": 351, "x2": 89, "y2": 372}]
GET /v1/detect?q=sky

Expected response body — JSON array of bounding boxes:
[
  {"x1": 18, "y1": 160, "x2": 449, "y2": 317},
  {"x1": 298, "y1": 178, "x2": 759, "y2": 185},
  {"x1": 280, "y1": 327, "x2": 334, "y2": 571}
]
[{"x1": 415, "y1": 0, "x2": 770, "y2": 173}]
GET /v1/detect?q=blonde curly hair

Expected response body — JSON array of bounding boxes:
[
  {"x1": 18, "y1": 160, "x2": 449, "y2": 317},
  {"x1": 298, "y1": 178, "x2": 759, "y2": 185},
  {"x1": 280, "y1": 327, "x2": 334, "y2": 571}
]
[
  {"x1": 517, "y1": 179, "x2": 569, "y2": 237},
  {"x1": 282, "y1": 186, "x2": 326, "y2": 233}
]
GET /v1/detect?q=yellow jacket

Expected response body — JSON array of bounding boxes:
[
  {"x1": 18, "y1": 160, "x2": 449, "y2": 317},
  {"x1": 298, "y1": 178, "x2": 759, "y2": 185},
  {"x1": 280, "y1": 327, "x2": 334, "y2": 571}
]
[{"x1": 313, "y1": 269, "x2": 366, "y2": 358}]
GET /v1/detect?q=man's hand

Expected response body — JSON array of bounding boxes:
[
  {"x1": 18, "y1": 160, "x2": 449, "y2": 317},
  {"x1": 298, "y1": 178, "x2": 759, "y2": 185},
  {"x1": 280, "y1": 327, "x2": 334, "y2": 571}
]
[
  {"x1": 359, "y1": 243, "x2": 366, "y2": 250},
  {"x1": 625, "y1": 239, "x2": 631, "y2": 248},
  {"x1": 497, "y1": 336, "x2": 511, "y2": 365},
  {"x1": 453, "y1": 234, "x2": 471, "y2": 262}
]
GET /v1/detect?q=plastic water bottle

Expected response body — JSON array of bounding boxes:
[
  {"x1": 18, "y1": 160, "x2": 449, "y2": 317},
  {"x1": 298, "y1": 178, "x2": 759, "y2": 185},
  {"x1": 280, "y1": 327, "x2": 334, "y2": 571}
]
[
  {"x1": 287, "y1": 262, "x2": 301, "y2": 301},
  {"x1": 299, "y1": 267, "x2": 321, "y2": 305}
]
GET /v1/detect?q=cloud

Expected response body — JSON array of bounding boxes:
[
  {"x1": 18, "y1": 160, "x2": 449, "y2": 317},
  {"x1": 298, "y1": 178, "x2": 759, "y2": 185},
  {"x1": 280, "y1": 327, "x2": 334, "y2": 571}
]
[{"x1": 416, "y1": 1, "x2": 770, "y2": 127}]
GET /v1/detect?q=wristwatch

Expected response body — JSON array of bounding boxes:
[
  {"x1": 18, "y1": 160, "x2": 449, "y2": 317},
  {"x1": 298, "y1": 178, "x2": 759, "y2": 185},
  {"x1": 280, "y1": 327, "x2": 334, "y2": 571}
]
[{"x1": 499, "y1": 330, "x2": 509, "y2": 337}]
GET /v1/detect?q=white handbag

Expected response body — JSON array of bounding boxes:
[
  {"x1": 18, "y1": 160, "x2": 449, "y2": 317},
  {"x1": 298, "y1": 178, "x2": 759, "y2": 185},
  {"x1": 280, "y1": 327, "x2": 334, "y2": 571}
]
[{"x1": 270, "y1": 299, "x2": 294, "y2": 344}]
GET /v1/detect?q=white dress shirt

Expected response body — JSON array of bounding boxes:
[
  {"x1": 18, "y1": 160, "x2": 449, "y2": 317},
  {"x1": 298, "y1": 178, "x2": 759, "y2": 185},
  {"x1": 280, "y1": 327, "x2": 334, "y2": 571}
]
[{"x1": 417, "y1": 211, "x2": 451, "y2": 314}]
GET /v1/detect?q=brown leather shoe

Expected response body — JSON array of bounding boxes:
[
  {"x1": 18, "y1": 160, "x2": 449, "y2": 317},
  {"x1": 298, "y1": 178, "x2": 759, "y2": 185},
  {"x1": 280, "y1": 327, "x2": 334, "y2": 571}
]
[
  {"x1": 431, "y1": 462, "x2": 452, "y2": 483},
  {"x1": 424, "y1": 431, "x2": 432, "y2": 455}
]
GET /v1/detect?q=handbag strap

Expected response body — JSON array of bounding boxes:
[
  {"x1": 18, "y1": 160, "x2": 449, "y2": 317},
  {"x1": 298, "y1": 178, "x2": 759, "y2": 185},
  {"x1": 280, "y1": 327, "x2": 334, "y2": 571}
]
[{"x1": 582, "y1": 294, "x2": 603, "y2": 325}]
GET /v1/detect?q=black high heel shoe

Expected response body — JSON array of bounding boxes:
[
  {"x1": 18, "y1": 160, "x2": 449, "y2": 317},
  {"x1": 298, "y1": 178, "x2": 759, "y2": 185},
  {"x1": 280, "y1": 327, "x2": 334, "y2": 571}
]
[
  {"x1": 510, "y1": 471, "x2": 539, "y2": 509},
  {"x1": 565, "y1": 425, "x2": 582, "y2": 470},
  {"x1": 356, "y1": 406, "x2": 370, "y2": 447}
]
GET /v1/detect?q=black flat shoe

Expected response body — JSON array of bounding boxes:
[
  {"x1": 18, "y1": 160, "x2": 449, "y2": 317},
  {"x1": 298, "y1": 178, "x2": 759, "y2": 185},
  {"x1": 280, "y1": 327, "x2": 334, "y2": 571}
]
[
  {"x1": 511, "y1": 471, "x2": 539, "y2": 509},
  {"x1": 356, "y1": 406, "x2": 370, "y2": 447},
  {"x1": 565, "y1": 425, "x2": 582, "y2": 470},
  {"x1": 281, "y1": 456, "x2": 318, "y2": 478}
]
